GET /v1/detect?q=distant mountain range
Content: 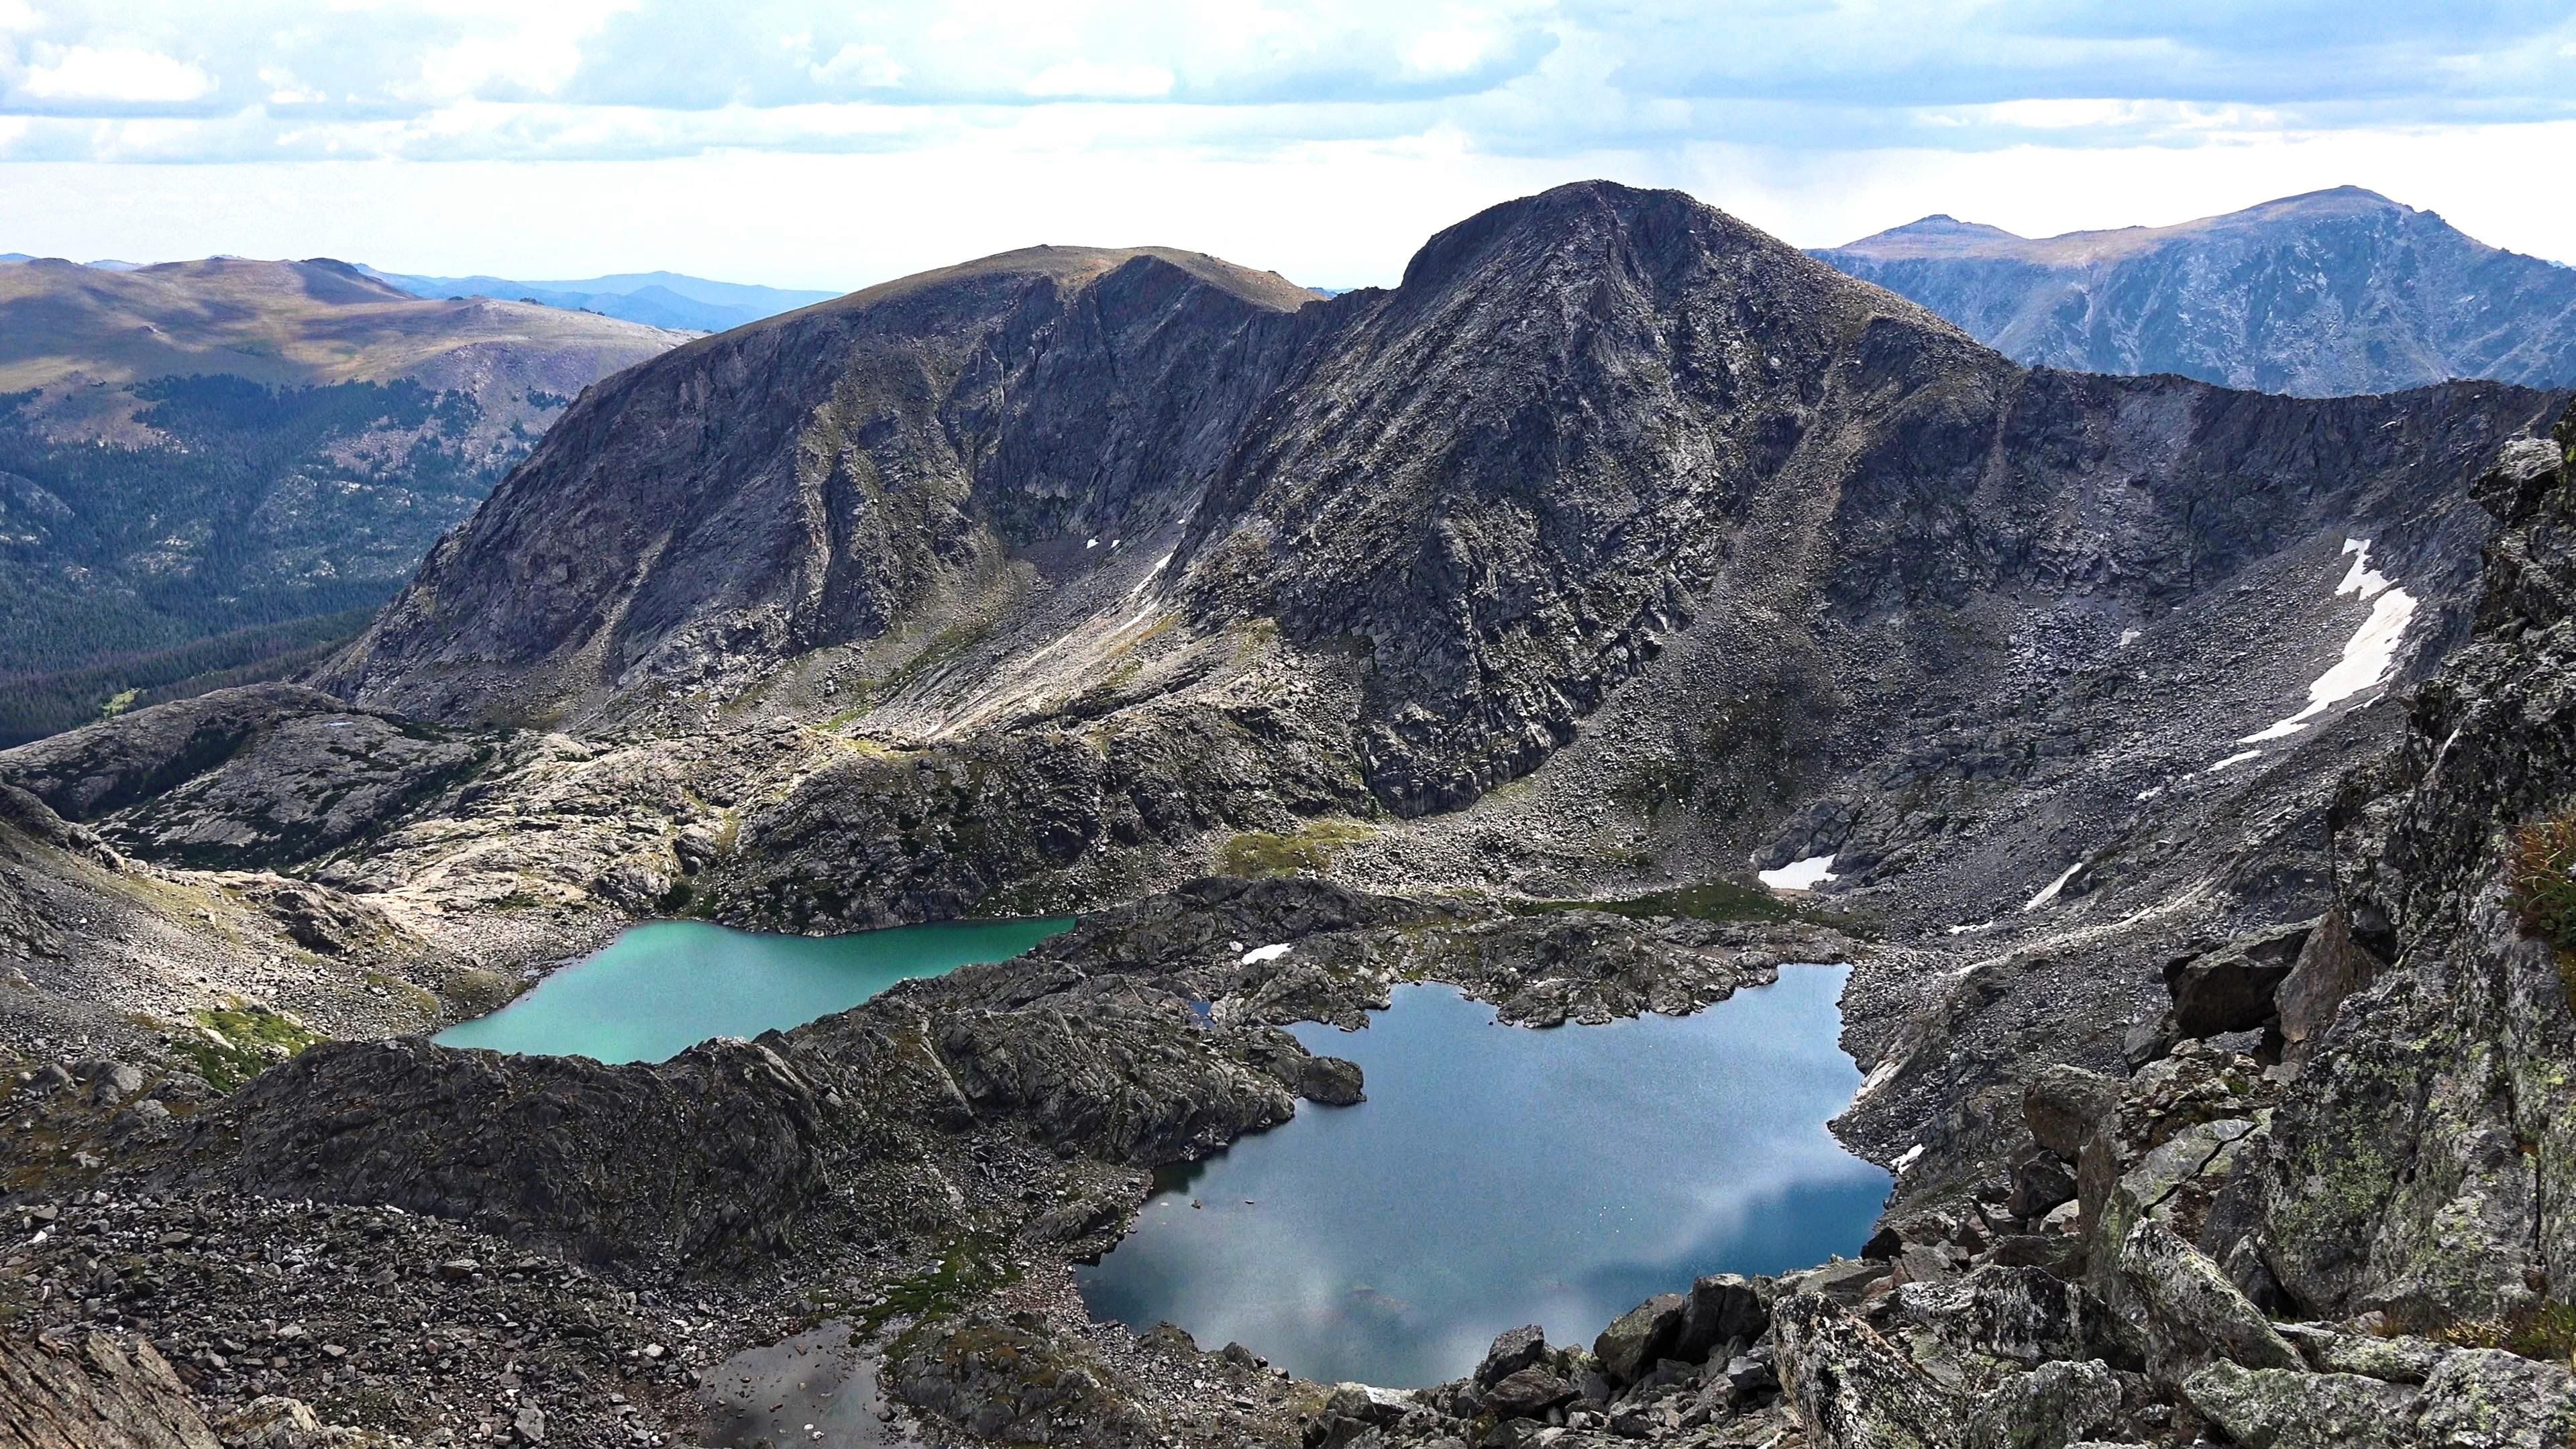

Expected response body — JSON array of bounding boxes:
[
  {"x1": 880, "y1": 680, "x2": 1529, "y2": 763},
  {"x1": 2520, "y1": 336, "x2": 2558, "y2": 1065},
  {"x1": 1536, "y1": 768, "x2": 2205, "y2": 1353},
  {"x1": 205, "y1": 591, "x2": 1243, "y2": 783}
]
[
  {"x1": 1813, "y1": 186, "x2": 2576, "y2": 396},
  {"x1": 360, "y1": 266, "x2": 842, "y2": 333},
  {"x1": 0, "y1": 254, "x2": 682, "y2": 742}
]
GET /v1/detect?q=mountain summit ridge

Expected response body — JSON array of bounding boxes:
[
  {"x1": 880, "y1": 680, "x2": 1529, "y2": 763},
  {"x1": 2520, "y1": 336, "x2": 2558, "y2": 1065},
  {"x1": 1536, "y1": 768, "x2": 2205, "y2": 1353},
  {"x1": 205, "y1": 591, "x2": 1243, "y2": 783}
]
[{"x1": 1815, "y1": 185, "x2": 2576, "y2": 394}]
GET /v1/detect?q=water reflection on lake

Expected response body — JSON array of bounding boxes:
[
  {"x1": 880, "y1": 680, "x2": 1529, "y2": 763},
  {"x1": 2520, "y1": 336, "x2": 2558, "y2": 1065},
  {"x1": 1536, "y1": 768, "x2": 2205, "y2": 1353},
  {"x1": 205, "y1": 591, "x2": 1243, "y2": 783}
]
[{"x1": 1076, "y1": 970, "x2": 1888, "y2": 1387}]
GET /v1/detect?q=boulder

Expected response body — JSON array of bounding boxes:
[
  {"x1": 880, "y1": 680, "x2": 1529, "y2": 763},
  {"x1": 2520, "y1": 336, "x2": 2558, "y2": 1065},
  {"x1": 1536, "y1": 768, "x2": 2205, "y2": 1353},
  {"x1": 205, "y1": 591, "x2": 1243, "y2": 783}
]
[
  {"x1": 2113, "y1": 1220, "x2": 2301, "y2": 1383},
  {"x1": 2161, "y1": 923, "x2": 2310, "y2": 1040},
  {"x1": 1593, "y1": 1293, "x2": 1686, "y2": 1385},
  {"x1": 2414, "y1": 1348, "x2": 2576, "y2": 1448},
  {"x1": 1886, "y1": 1266, "x2": 2108, "y2": 1393},
  {"x1": 1963, "y1": 1359, "x2": 2123, "y2": 1449},
  {"x1": 1481, "y1": 1366, "x2": 1576, "y2": 1420},
  {"x1": 2023, "y1": 1067, "x2": 2122, "y2": 1163},
  {"x1": 2180, "y1": 1360, "x2": 2417, "y2": 1449},
  {"x1": 1675, "y1": 1273, "x2": 1770, "y2": 1362},
  {"x1": 2271, "y1": 910, "x2": 2377, "y2": 1065},
  {"x1": 1472, "y1": 1326, "x2": 1548, "y2": 1388},
  {"x1": 1773, "y1": 1293, "x2": 1968, "y2": 1449},
  {"x1": 2006, "y1": 1154, "x2": 2078, "y2": 1222},
  {"x1": 2274, "y1": 1324, "x2": 2444, "y2": 1383}
]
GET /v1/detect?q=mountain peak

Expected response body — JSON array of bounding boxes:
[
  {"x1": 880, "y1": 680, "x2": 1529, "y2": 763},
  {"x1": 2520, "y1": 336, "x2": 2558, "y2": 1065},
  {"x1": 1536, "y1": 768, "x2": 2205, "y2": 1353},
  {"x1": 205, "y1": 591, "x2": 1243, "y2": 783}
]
[{"x1": 1398, "y1": 180, "x2": 1783, "y2": 294}]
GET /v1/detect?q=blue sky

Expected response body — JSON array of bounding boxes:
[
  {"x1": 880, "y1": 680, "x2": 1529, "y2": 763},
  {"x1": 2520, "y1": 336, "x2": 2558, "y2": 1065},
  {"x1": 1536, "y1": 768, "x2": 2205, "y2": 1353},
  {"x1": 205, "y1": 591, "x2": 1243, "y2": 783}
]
[{"x1": 2, "y1": 1, "x2": 2571, "y2": 288}]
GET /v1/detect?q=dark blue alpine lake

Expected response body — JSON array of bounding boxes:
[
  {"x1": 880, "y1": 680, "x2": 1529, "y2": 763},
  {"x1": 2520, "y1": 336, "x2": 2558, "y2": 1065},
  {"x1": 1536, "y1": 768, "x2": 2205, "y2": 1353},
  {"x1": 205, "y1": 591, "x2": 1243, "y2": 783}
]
[{"x1": 1076, "y1": 968, "x2": 1888, "y2": 1387}]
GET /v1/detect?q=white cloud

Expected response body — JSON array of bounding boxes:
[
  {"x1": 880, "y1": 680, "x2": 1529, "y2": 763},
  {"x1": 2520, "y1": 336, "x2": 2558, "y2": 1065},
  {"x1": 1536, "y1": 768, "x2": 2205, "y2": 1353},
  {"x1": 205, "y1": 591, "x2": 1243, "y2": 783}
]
[
  {"x1": 1021, "y1": 59, "x2": 1176, "y2": 99},
  {"x1": 809, "y1": 42, "x2": 903, "y2": 89},
  {"x1": 18, "y1": 46, "x2": 215, "y2": 103}
]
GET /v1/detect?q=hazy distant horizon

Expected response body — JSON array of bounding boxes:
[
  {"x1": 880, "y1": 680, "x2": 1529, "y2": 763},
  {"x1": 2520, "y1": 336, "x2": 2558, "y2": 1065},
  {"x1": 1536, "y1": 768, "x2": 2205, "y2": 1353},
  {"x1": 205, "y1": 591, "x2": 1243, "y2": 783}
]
[{"x1": 2, "y1": 3, "x2": 2571, "y2": 292}]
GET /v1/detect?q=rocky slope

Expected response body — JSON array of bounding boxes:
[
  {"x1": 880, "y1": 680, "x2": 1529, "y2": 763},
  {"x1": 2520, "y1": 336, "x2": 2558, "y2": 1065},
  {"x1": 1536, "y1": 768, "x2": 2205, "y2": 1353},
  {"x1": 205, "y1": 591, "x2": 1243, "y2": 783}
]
[{"x1": 1813, "y1": 186, "x2": 2576, "y2": 397}]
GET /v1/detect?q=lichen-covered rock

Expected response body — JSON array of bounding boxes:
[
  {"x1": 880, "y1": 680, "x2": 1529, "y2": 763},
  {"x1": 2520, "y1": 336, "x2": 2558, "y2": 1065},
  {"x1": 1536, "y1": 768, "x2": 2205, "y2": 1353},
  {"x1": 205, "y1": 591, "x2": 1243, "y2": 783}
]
[
  {"x1": 1595, "y1": 1293, "x2": 1688, "y2": 1385},
  {"x1": 2112, "y1": 1220, "x2": 2302, "y2": 1383},
  {"x1": 1774, "y1": 1293, "x2": 1968, "y2": 1448},
  {"x1": 2180, "y1": 1360, "x2": 2418, "y2": 1449},
  {"x1": 1962, "y1": 1359, "x2": 2122, "y2": 1449},
  {"x1": 2413, "y1": 1348, "x2": 2576, "y2": 1449},
  {"x1": 2263, "y1": 413, "x2": 2576, "y2": 1324},
  {"x1": 1885, "y1": 1266, "x2": 2110, "y2": 1393}
]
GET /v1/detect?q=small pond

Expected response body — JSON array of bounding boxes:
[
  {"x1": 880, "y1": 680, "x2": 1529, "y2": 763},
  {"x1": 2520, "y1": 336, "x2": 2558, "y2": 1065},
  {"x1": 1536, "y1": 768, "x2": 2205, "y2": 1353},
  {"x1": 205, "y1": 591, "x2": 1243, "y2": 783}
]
[
  {"x1": 1075, "y1": 969, "x2": 1888, "y2": 1388},
  {"x1": 433, "y1": 916, "x2": 1072, "y2": 1064}
]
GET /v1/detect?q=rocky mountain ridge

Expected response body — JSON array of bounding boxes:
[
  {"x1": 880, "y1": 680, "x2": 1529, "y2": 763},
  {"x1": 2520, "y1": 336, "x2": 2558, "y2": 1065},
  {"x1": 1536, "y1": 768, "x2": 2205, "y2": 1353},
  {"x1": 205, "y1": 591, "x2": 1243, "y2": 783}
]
[{"x1": 1815, "y1": 186, "x2": 2576, "y2": 397}]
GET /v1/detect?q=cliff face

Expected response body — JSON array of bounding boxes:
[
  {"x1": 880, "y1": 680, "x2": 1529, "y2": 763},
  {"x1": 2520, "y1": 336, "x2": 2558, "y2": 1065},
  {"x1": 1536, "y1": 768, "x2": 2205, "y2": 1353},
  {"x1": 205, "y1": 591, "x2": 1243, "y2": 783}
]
[
  {"x1": 1815, "y1": 187, "x2": 2576, "y2": 397},
  {"x1": 319, "y1": 183, "x2": 2567, "y2": 828},
  {"x1": 312, "y1": 246, "x2": 1323, "y2": 724},
  {"x1": 2260, "y1": 414, "x2": 2576, "y2": 1323}
]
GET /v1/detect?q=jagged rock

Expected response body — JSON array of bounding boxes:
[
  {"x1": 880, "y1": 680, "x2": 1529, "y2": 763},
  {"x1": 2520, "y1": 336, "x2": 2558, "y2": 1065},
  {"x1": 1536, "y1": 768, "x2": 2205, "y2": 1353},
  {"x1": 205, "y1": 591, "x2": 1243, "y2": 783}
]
[
  {"x1": 2273, "y1": 1324, "x2": 2445, "y2": 1383},
  {"x1": 0, "y1": 684, "x2": 498, "y2": 871},
  {"x1": 2263, "y1": 413, "x2": 2576, "y2": 1324},
  {"x1": 1481, "y1": 1366, "x2": 1577, "y2": 1420},
  {"x1": 1962, "y1": 1358, "x2": 2122, "y2": 1449},
  {"x1": 1473, "y1": 1326, "x2": 1548, "y2": 1388},
  {"x1": 2023, "y1": 1067, "x2": 2122, "y2": 1163},
  {"x1": 2180, "y1": 1360, "x2": 2418, "y2": 1449},
  {"x1": 2006, "y1": 1153, "x2": 2079, "y2": 1221},
  {"x1": 2113, "y1": 1220, "x2": 2301, "y2": 1383},
  {"x1": 2160, "y1": 922, "x2": 2311, "y2": 1042},
  {"x1": 2272, "y1": 910, "x2": 2377, "y2": 1065},
  {"x1": 0, "y1": 1330, "x2": 219, "y2": 1449},
  {"x1": 1886, "y1": 1266, "x2": 2108, "y2": 1393},
  {"x1": 1594, "y1": 1293, "x2": 1687, "y2": 1385},
  {"x1": 2085, "y1": 1116, "x2": 2261, "y2": 1273},
  {"x1": 1676, "y1": 1274, "x2": 1772, "y2": 1362},
  {"x1": 2414, "y1": 1348, "x2": 2576, "y2": 1448},
  {"x1": 1774, "y1": 1293, "x2": 1968, "y2": 1448}
]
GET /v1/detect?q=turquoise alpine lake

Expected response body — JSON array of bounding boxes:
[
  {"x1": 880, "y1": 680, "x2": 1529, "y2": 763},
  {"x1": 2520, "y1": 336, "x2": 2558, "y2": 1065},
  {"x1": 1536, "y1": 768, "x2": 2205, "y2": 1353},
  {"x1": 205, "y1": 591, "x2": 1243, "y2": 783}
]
[
  {"x1": 1075, "y1": 969, "x2": 1889, "y2": 1388},
  {"x1": 433, "y1": 916, "x2": 1073, "y2": 1064}
]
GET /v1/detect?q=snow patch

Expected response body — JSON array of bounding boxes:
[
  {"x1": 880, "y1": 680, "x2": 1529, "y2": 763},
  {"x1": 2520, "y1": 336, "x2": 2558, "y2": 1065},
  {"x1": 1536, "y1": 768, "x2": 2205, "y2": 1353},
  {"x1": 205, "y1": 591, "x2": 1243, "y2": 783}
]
[
  {"x1": 1239, "y1": 943, "x2": 1291, "y2": 965},
  {"x1": 1127, "y1": 553, "x2": 1173, "y2": 600},
  {"x1": 1854, "y1": 1058, "x2": 1900, "y2": 1099},
  {"x1": 2023, "y1": 862, "x2": 2083, "y2": 912},
  {"x1": 1945, "y1": 920, "x2": 1994, "y2": 935},
  {"x1": 2240, "y1": 539, "x2": 2418, "y2": 744},
  {"x1": 2117, "y1": 629, "x2": 2140, "y2": 647},
  {"x1": 1892, "y1": 1144, "x2": 1925, "y2": 1174},
  {"x1": 1756, "y1": 854, "x2": 1838, "y2": 890},
  {"x1": 2334, "y1": 537, "x2": 2396, "y2": 600},
  {"x1": 2206, "y1": 749, "x2": 2263, "y2": 772}
]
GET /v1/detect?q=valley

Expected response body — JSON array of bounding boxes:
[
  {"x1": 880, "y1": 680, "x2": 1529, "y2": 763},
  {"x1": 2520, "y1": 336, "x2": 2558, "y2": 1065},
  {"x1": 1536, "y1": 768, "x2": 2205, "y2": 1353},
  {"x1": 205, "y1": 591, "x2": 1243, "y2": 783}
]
[
  {"x1": 5, "y1": 180, "x2": 2576, "y2": 1448},
  {"x1": 0, "y1": 257, "x2": 688, "y2": 744}
]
